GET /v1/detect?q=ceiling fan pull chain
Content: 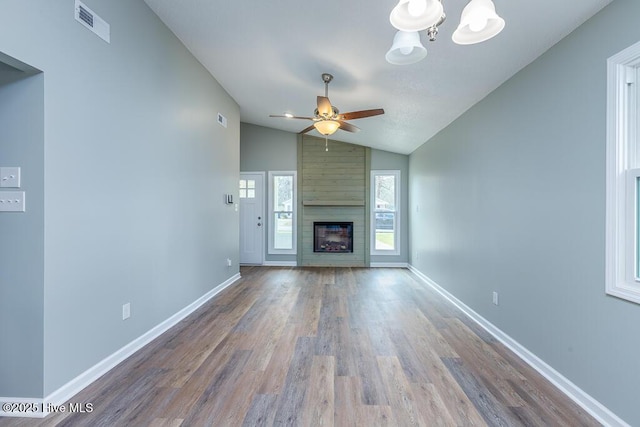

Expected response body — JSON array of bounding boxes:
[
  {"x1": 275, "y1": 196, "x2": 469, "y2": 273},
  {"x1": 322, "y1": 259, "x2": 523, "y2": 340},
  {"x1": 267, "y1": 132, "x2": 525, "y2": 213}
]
[{"x1": 325, "y1": 136, "x2": 329, "y2": 152}]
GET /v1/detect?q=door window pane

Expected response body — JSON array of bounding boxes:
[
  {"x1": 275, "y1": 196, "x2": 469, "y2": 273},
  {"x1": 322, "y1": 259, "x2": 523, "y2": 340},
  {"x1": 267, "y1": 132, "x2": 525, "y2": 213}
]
[{"x1": 239, "y1": 179, "x2": 249, "y2": 198}]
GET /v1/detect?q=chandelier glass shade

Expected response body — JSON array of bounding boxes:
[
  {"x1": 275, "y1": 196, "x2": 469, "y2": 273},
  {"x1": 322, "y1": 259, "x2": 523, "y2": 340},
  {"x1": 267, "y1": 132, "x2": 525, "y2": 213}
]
[
  {"x1": 452, "y1": 0, "x2": 505, "y2": 45},
  {"x1": 390, "y1": 0, "x2": 444, "y2": 32},
  {"x1": 314, "y1": 120, "x2": 340, "y2": 135},
  {"x1": 385, "y1": 31, "x2": 428, "y2": 65}
]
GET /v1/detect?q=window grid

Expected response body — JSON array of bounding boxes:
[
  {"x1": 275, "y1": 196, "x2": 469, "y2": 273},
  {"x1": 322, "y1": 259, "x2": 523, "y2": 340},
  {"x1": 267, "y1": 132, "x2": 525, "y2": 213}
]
[
  {"x1": 268, "y1": 171, "x2": 297, "y2": 255},
  {"x1": 606, "y1": 40, "x2": 640, "y2": 304},
  {"x1": 239, "y1": 179, "x2": 256, "y2": 199},
  {"x1": 371, "y1": 170, "x2": 400, "y2": 256}
]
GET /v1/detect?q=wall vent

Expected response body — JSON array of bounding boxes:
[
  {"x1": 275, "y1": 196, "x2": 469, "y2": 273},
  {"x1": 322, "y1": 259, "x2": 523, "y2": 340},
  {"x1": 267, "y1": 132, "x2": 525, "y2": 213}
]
[{"x1": 74, "y1": 0, "x2": 110, "y2": 44}]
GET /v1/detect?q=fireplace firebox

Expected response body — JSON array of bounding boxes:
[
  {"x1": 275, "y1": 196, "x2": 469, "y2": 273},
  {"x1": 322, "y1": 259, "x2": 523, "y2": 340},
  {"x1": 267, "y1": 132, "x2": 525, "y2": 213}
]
[{"x1": 314, "y1": 222, "x2": 353, "y2": 253}]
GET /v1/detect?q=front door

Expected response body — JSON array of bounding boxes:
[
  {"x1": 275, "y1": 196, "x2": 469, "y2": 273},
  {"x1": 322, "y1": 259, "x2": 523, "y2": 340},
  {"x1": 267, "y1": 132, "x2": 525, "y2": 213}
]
[{"x1": 239, "y1": 173, "x2": 264, "y2": 264}]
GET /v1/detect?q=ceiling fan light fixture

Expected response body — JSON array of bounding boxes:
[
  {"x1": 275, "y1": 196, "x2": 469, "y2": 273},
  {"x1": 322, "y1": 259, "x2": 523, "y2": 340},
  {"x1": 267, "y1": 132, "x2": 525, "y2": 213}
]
[
  {"x1": 390, "y1": 0, "x2": 443, "y2": 32},
  {"x1": 452, "y1": 0, "x2": 505, "y2": 45},
  {"x1": 269, "y1": 74, "x2": 384, "y2": 135},
  {"x1": 386, "y1": 31, "x2": 427, "y2": 65},
  {"x1": 314, "y1": 120, "x2": 340, "y2": 135}
]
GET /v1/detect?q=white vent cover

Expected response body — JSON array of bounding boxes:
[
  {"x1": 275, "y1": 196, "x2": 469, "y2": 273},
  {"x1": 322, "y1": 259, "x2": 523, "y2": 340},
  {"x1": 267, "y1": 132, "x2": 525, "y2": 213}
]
[{"x1": 74, "y1": 0, "x2": 110, "y2": 44}]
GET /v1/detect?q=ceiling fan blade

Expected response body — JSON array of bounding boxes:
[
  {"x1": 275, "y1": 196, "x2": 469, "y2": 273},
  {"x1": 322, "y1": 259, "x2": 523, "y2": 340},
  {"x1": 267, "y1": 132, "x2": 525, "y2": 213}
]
[
  {"x1": 338, "y1": 108, "x2": 385, "y2": 121},
  {"x1": 269, "y1": 115, "x2": 314, "y2": 120},
  {"x1": 298, "y1": 124, "x2": 316, "y2": 134},
  {"x1": 317, "y1": 96, "x2": 333, "y2": 116},
  {"x1": 337, "y1": 120, "x2": 360, "y2": 133}
]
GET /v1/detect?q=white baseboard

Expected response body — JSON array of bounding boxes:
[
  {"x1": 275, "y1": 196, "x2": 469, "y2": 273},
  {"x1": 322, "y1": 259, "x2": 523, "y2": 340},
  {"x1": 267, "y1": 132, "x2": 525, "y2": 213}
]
[
  {"x1": 407, "y1": 265, "x2": 629, "y2": 427},
  {"x1": 1, "y1": 273, "x2": 241, "y2": 419},
  {"x1": 262, "y1": 261, "x2": 297, "y2": 267},
  {"x1": 370, "y1": 262, "x2": 409, "y2": 268}
]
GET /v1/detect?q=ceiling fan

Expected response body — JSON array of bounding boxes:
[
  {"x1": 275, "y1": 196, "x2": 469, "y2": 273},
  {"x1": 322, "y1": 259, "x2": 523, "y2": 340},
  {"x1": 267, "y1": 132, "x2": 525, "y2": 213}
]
[{"x1": 269, "y1": 73, "x2": 384, "y2": 136}]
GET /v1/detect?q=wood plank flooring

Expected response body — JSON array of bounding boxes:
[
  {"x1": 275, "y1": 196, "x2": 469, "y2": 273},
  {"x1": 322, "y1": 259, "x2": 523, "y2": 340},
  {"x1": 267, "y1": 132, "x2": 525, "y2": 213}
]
[{"x1": 0, "y1": 267, "x2": 600, "y2": 426}]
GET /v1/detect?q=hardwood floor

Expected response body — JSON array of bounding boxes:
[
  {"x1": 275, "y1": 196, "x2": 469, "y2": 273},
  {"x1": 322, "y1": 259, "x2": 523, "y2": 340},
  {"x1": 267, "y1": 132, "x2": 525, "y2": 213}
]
[{"x1": 1, "y1": 267, "x2": 600, "y2": 426}]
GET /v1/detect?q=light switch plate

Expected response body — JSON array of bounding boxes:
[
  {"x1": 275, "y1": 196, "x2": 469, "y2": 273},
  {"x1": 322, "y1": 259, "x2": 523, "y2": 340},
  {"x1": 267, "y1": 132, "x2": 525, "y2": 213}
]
[
  {"x1": 0, "y1": 191, "x2": 25, "y2": 212},
  {"x1": 0, "y1": 167, "x2": 20, "y2": 188},
  {"x1": 217, "y1": 112, "x2": 227, "y2": 128}
]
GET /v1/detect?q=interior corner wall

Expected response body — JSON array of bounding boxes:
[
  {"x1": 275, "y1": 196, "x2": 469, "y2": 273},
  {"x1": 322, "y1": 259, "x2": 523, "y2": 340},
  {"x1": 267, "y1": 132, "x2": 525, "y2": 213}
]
[
  {"x1": 408, "y1": 0, "x2": 640, "y2": 424},
  {"x1": 0, "y1": 72, "x2": 44, "y2": 397},
  {"x1": 0, "y1": 0, "x2": 240, "y2": 397}
]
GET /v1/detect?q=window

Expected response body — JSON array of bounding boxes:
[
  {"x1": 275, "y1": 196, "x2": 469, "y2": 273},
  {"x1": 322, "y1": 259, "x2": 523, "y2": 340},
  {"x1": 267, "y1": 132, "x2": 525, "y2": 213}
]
[
  {"x1": 371, "y1": 170, "x2": 400, "y2": 255},
  {"x1": 606, "y1": 40, "x2": 640, "y2": 304},
  {"x1": 268, "y1": 171, "x2": 296, "y2": 254},
  {"x1": 239, "y1": 179, "x2": 255, "y2": 199}
]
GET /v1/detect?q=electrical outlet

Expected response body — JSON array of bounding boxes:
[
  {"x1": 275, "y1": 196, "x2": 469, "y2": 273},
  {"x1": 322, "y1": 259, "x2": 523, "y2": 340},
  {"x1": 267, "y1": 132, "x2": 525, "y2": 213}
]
[
  {"x1": 492, "y1": 291, "x2": 499, "y2": 306},
  {"x1": 226, "y1": 258, "x2": 232, "y2": 267},
  {"x1": 122, "y1": 303, "x2": 131, "y2": 320}
]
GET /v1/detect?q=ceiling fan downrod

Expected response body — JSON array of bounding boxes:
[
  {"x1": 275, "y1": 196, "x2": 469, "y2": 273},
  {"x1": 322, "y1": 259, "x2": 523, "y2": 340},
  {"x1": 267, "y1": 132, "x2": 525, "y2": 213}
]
[{"x1": 322, "y1": 73, "x2": 333, "y2": 98}]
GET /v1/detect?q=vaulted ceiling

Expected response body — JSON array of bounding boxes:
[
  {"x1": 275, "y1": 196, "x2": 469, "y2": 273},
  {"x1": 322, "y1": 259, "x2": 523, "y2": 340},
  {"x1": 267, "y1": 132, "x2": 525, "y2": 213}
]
[{"x1": 144, "y1": 0, "x2": 612, "y2": 154}]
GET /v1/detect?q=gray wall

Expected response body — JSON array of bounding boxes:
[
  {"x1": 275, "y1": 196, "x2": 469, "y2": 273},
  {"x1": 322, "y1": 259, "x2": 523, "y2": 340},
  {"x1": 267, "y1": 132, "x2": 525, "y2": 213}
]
[
  {"x1": 0, "y1": 0, "x2": 240, "y2": 397},
  {"x1": 409, "y1": 0, "x2": 640, "y2": 424},
  {"x1": 241, "y1": 123, "x2": 409, "y2": 265},
  {"x1": 241, "y1": 123, "x2": 297, "y2": 172},
  {"x1": 0, "y1": 70, "x2": 44, "y2": 397}
]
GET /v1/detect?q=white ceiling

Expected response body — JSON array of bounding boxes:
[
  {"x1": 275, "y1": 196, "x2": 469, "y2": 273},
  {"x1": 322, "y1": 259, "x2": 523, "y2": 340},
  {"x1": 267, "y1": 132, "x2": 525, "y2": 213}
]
[{"x1": 143, "y1": 0, "x2": 612, "y2": 155}]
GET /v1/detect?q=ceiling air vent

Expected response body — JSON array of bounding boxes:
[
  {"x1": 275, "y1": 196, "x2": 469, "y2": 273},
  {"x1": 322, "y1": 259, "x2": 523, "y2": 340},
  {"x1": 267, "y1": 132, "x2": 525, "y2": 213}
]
[{"x1": 74, "y1": 0, "x2": 110, "y2": 44}]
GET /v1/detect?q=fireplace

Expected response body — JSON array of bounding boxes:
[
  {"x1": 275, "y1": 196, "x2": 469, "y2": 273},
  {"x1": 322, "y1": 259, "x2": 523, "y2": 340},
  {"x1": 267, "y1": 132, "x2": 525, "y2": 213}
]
[{"x1": 314, "y1": 222, "x2": 353, "y2": 253}]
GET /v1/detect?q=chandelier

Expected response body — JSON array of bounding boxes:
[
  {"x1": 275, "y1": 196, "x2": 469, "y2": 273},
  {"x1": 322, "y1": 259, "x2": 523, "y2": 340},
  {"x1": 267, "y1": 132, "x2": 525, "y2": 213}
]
[{"x1": 386, "y1": 0, "x2": 505, "y2": 65}]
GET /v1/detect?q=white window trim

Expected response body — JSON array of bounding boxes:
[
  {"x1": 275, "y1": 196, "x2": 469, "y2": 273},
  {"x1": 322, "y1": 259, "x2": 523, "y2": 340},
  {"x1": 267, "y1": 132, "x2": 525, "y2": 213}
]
[
  {"x1": 268, "y1": 171, "x2": 297, "y2": 255},
  {"x1": 606, "y1": 40, "x2": 640, "y2": 304},
  {"x1": 371, "y1": 170, "x2": 401, "y2": 256}
]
